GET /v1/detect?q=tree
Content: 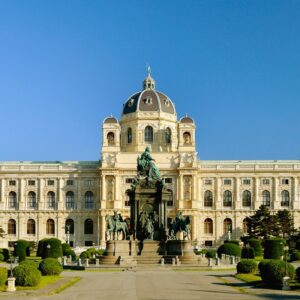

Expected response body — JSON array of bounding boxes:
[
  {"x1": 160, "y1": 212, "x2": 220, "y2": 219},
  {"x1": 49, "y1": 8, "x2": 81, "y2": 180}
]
[
  {"x1": 277, "y1": 209, "x2": 295, "y2": 238},
  {"x1": 249, "y1": 205, "x2": 280, "y2": 239}
]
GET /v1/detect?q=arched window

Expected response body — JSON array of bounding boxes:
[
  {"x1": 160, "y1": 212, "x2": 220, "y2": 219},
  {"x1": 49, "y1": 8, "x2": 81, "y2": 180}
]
[
  {"x1": 165, "y1": 127, "x2": 171, "y2": 144},
  {"x1": 223, "y1": 218, "x2": 232, "y2": 234},
  {"x1": 27, "y1": 219, "x2": 36, "y2": 235},
  {"x1": 46, "y1": 219, "x2": 55, "y2": 235},
  {"x1": 28, "y1": 191, "x2": 36, "y2": 208},
  {"x1": 204, "y1": 218, "x2": 213, "y2": 234},
  {"x1": 8, "y1": 191, "x2": 17, "y2": 208},
  {"x1": 84, "y1": 219, "x2": 93, "y2": 234},
  {"x1": 127, "y1": 127, "x2": 132, "y2": 144},
  {"x1": 183, "y1": 132, "x2": 191, "y2": 144},
  {"x1": 65, "y1": 219, "x2": 74, "y2": 234},
  {"x1": 243, "y1": 218, "x2": 251, "y2": 235},
  {"x1": 7, "y1": 219, "x2": 16, "y2": 235},
  {"x1": 144, "y1": 126, "x2": 153, "y2": 143},
  {"x1": 242, "y1": 190, "x2": 251, "y2": 207},
  {"x1": 262, "y1": 190, "x2": 270, "y2": 206},
  {"x1": 223, "y1": 190, "x2": 232, "y2": 207},
  {"x1": 66, "y1": 191, "x2": 74, "y2": 209},
  {"x1": 47, "y1": 191, "x2": 55, "y2": 208},
  {"x1": 281, "y1": 190, "x2": 290, "y2": 207},
  {"x1": 107, "y1": 132, "x2": 115, "y2": 145},
  {"x1": 204, "y1": 190, "x2": 213, "y2": 207},
  {"x1": 167, "y1": 190, "x2": 174, "y2": 207},
  {"x1": 85, "y1": 191, "x2": 94, "y2": 209}
]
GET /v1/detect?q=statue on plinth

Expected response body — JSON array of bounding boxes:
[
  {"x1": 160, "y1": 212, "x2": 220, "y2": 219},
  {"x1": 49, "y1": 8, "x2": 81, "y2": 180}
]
[
  {"x1": 169, "y1": 211, "x2": 191, "y2": 240},
  {"x1": 105, "y1": 211, "x2": 129, "y2": 240}
]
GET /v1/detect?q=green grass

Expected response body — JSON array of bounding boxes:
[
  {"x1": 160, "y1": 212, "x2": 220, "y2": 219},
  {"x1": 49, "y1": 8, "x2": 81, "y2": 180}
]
[
  {"x1": 16, "y1": 275, "x2": 61, "y2": 290},
  {"x1": 173, "y1": 268, "x2": 236, "y2": 272},
  {"x1": 51, "y1": 276, "x2": 81, "y2": 294},
  {"x1": 254, "y1": 256, "x2": 263, "y2": 262},
  {"x1": 235, "y1": 273, "x2": 263, "y2": 286}
]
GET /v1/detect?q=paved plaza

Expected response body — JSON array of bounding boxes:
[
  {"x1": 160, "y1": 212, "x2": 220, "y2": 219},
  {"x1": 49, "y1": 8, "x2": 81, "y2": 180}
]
[{"x1": 2, "y1": 269, "x2": 300, "y2": 300}]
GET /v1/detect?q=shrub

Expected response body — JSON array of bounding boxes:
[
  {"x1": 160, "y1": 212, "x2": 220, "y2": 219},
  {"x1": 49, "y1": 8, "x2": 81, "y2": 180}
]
[
  {"x1": 205, "y1": 249, "x2": 217, "y2": 259},
  {"x1": 264, "y1": 239, "x2": 284, "y2": 259},
  {"x1": 259, "y1": 259, "x2": 295, "y2": 288},
  {"x1": 62, "y1": 243, "x2": 76, "y2": 261},
  {"x1": 39, "y1": 258, "x2": 63, "y2": 276},
  {"x1": 217, "y1": 243, "x2": 241, "y2": 257},
  {"x1": 41, "y1": 238, "x2": 63, "y2": 259},
  {"x1": 37, "y1": 239, "x2": 48, "y2": 257},
  {"x1": 296, "y1": 266, "x2": 300, "y2": 281},
  {"x1": 0, "y1": 267, "x2": 8, "y2": 285},
  {"x1": 296, "y1": 240, "x2": 300, "y2": 251},
  {"x1": 224, "y1": 240, "x2": 240, "y2": 246},
  {"x1": 14, "y1": 240, "x2": 29, "y2": 262},
  {"x1": 0, "y1": 254, "x2": 4, "y2": 262},
  {"x1": 247, "y1": 239, "x2": 263, "y2": 257},
  {"x1": 291, "y1": 251, "x2": 300, "y2": 261},
  {"x1": 80, "y1": 251, "x2": 88, "y2": 259},
  {"x1": 96, "y1": 249, "x2": 105, "y2": 256},
  {"x1": 236, "y1": 260, "x2": 257, "y2": 274},
  {"x1": 20, "y1": 260, "x2": 39, "y2": 268},
  {"x1": 13, "y1": 264, "x2": 41, "y2": 286},
  {"x1": 241, "y1": 247, "x2": 255, "y2": 259},
  {"x1": 0, "y1": 249, "x2": 9, "y2": 261}
]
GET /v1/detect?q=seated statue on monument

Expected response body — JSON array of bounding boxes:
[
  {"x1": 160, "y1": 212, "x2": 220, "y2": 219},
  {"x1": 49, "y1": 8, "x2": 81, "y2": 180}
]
[{"x1": 132, "y1": 147, "x2": 162, "y2": 189}]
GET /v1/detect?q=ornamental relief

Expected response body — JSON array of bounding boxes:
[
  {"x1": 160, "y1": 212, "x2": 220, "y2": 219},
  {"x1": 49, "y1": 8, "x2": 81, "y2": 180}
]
[
  {"x1": 102, "y1": 153, "x2": 118, "y2": 168},
  {"x1": 179, "y1": 152, "x2": 197, "y2": 167},
  {"x1": 106, "y1": 176, "x2": 115, "y2": 202}
]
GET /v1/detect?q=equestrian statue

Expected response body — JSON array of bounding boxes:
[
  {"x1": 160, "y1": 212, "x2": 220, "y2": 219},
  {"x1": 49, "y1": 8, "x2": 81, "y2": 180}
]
[
  {"x1": 105, "y1": 211, "x2": 129, "y2": 240},
  {"x1": 169, "y1": 211, "x2": 191, "y2": 240}
]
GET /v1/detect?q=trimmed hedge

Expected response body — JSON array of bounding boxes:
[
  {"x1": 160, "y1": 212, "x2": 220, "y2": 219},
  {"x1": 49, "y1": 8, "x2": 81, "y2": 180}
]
[
  {"x1": 205, "y1": 249, "x2": 217, "y2": 259},
  {"x1": 247, "y1": 239, "x2": 263, "y2": 257},
  {"x1": 241, "y1": 247, "x2": 255, "y2": 259},
  {"x1": 296, "y1": 266, "x2": 300, "y2": 281},
  {"x1": 37, "y1": 239, "x2": 48, "y2": 257},
  {"x1": 217, "y1": 243, "x2": 241, "y2": 257},
  {"x1": 236, "y1": 260, "x2": 257, "y2": 274},
  {"x1": 0, "y1": 249, "x2": 9, "y2": 261},
  {"x1": 224, "y1": 240, "x2": 240, "y2": 246},
  {"x1": 259, "y1": 259, "x2": 295, "y2": 288},
  {"x1": 14, "y1": 240, "x2": 29, "y2": 262},
  {"x1": 62, "y1": 243, "x2": 76, "y2": 261},
  {"x1": 291, "y1": 251, "x2": 300, "y2": 261},
  {"x1": 41, "y1": 238, "x2": 63, "y2": 259},
  {"x1": 13, "y1": 264, "x2": 42, "y2": 286},
  {"x1": 20, "y1": 259, "x2": 39, "y2": 268},
  {"x1": 39, "y1": 258, "x2": 63, "y2": 276},
  {"x1": 264, "y1": 239, "x2": 284, "y2": 259},
  {"x1": 0, "y1": 267, "x2": 8, "y2": 286}
]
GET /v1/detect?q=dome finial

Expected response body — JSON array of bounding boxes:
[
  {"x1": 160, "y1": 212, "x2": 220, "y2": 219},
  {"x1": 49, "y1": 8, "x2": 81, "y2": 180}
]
[{"x1": 143, "y1": 65, "x2": 155, "y2": 90}]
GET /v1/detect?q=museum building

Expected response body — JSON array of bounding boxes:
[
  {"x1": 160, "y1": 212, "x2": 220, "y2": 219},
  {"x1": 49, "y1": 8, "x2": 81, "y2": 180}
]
[{"x1": 0, "y1": 72, "x2": 300, "y2": 248}]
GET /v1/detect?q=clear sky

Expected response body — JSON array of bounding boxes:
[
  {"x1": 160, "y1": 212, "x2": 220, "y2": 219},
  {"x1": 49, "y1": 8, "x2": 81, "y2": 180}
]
[{"x1": 0, "y1": 0, "x2": 299, "y2": 161}]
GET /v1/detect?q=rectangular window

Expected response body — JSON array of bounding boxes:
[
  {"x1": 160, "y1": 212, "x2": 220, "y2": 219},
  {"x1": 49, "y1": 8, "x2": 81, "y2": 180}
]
[
  {"x1": 282, "y1": 179, "x2": 289, "y2": 185},
  {"x1": 9, "y1": 180, "x2": 16, "y2": 186},
  {"x1": 125, "y1": 178, "x2": 133, "y2": 184},
  {"x1": 224, "y1": 179, "x2": 232, "y2": 185},
  {"x1": 204, "y1": 179, "x2": 212, "y2": 185},
  {"x1": 205, "y1": 240, "x2": 213, "y2": 247},
  {"x1": 28, "y1": 180, "x2": 35, "y2": 186},
  {"x1": 262, "y1": 179, "x2": 270, "y2": 185},
  {"x1": 243, "y1": 179, "x2": 251, "y2": 185},
  {"x1": 165, "y1": 178, "x2": 172, "y2": 184},
  {"x1": 85, "y1": 241, "x2": 93, "y2": 246},
  {"x1": 67, "y1": 180, "x2": 73, "y2": 186},
  {"x1": 47, "y1": 180, "x2": 55, "y2": 186},
  {"x1": 125, "y1": 200, "x2": 130, "y2": 207}
]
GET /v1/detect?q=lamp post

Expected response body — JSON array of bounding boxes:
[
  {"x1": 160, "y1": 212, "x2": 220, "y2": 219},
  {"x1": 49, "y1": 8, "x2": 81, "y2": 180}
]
[{"x1": 282, "y1": 245, "x2": 290, "y2": 290}]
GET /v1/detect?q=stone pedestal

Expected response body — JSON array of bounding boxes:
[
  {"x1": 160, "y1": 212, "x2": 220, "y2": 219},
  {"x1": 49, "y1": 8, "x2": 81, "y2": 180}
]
[
  {"x1": 6, "y1": 277, "x2": 16, "y2": 292},
  {"x1": 100, "y1": 240, "x2": 132, "y2": 265}
]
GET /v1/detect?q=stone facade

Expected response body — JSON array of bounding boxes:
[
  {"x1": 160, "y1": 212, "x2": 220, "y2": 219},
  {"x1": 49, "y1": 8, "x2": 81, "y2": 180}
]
[{"x1": 0, "y1": 72, "x2": 299, "y2": 248}]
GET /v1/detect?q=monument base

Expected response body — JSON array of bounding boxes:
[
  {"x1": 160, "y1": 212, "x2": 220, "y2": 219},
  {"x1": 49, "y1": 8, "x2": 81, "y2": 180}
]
[{"x1": 100, "y1": 240, "x2": 133, "y2": 265}]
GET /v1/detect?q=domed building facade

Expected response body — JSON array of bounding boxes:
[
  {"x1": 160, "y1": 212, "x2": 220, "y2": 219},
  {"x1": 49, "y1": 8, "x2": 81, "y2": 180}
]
[{"x1": 0, "y1": 71, "x2": 300, "y2": 249}]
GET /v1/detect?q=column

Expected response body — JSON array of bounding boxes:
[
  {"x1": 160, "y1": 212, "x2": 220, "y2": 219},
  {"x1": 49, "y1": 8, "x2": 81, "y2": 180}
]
[
  {"x1": 19, "y1": 178, "x2": 25, "y2": 210},
  {"x1": 192, "y1": 175, "x2": 198, "y2": 209},
  {"x1": 38, "y1": 178, "x2": 44, "y2": 210},
  {"x1": 0, "y1": 179, "x2": 5, "y2": 210},
  {"x1": 215, "y1": 178, "x2": 222, "y2": 210},
  {"x1": 234, "y1": 177, "x2": 240, "y2": 209},
  {"x1": 273, "y1": 177, "x2": 279, "y2": 209},
  {"x1": 292, "y1": 177, "x2": 298, "y2": 209},
  {"x1": 191, "y1": 215, "x2": 197, "y2": 240},
  {"x1": 101, "y1": 175, "x2": 106, "y2": 209},
  {"x1": 57, "y1": 178, "x2": 64, "y2": 210},
  {"x1": 254, "y1": 177, "x2": 260, "y2": 209}
]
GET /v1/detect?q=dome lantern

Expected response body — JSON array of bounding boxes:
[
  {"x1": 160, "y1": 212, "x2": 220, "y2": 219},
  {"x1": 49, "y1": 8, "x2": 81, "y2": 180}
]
[{"x1": 142, "y1": 66, "x2": 156, "y2": 90}]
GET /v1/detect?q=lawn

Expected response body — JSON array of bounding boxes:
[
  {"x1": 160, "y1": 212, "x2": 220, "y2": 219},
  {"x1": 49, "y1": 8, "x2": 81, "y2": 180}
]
[{"x1": 235, "y1": 273, "x2": 262, "y2": 286}]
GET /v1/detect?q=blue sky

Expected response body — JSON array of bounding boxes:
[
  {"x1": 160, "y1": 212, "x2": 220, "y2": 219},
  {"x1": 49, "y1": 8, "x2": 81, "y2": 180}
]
[{"x1": 0, "y1": 0, "x2": 299, "y2": 161}]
